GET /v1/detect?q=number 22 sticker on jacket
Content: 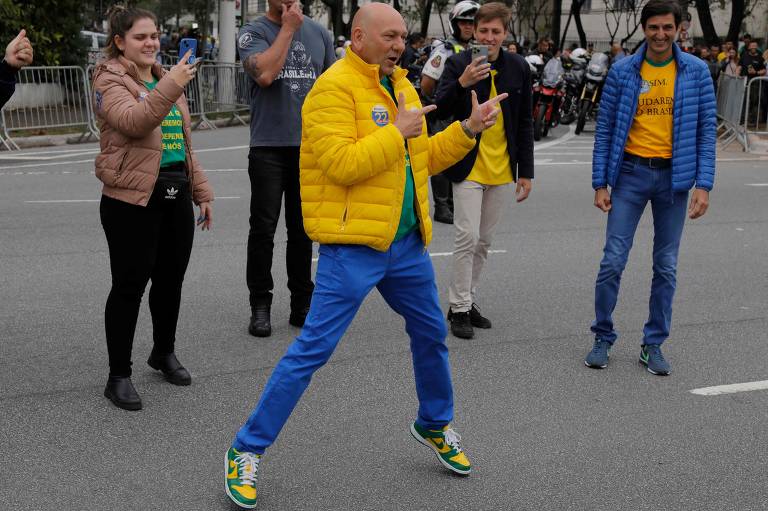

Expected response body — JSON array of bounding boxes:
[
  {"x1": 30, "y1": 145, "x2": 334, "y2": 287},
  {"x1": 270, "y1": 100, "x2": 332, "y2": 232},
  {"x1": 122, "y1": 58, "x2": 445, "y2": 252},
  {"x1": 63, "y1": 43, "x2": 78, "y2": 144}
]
[{"x1": 371, "y1": 105, "x2": 389, "y2": 127}]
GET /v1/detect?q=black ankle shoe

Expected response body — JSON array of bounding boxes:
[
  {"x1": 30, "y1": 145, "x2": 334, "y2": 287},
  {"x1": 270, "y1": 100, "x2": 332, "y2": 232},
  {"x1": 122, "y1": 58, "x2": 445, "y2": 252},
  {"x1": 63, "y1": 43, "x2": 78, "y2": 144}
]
[
  {"x1": 447, "y1": 309, "x2": 474, "y2": 339},
  {"x1": 147, "y1": 351, "x2": 192, "y2": 386},
  {"x1": 289, "y1": 306, "x2": 310, "y2": 328},
  {"x1": 249, "y1": 304, "x2": 271, "y2": 337},
  {"x1": 104, "y1": 376, "x2": 142, "y2": 411},
  {"x1": 433, "y1": 204, "x2": 454, "y2": 224},
  {"x1": 469, "y1": 303, "x2": 492, "y2": 329}
]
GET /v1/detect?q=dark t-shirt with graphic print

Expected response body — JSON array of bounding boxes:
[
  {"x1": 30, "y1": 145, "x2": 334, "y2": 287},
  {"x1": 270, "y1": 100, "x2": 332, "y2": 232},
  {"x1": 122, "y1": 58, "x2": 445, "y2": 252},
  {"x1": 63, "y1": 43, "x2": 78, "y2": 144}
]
[{"x1": 237, "y1": 16, "x2": 335, "y2": 147}]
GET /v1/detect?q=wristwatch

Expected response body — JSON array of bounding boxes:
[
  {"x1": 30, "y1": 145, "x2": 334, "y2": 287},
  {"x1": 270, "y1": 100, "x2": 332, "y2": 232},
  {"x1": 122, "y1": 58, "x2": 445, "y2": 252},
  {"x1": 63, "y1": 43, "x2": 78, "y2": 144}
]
[{"x1": 461, "y1": 119, "x2": 477, "y2": 138}]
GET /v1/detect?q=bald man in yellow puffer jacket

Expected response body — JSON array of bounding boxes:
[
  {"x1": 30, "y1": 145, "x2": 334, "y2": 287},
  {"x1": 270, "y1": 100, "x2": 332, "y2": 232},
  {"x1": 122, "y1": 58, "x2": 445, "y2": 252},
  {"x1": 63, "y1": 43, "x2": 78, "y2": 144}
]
[{"x1": 226, "y1": 5, "x2": 507, "y2": 506}]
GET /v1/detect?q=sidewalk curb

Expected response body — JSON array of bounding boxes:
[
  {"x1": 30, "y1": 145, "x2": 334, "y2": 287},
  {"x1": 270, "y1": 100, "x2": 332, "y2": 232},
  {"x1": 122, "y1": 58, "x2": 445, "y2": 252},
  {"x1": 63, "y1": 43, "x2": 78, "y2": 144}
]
[{"x1": 4, "y1": 117, "x2": 250, "y2": 150}]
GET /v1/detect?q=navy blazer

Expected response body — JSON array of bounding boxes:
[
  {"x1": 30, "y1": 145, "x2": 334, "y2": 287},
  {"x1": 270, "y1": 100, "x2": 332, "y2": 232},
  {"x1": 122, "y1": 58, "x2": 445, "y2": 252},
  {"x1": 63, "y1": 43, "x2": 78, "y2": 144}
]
[{"x1": 433, "y1": 48, "x2": 534, "y2": 183}]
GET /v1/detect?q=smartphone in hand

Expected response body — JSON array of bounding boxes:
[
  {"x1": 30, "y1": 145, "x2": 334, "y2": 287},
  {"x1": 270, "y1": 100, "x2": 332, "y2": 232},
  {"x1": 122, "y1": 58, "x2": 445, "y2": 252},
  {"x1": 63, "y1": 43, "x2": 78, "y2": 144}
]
[
  {"x1": 471, "y1": 44, "x2": 489, "y2": 63},
  {"x1": 179, "y1": 38, "x2": 198, "y2": 64}
]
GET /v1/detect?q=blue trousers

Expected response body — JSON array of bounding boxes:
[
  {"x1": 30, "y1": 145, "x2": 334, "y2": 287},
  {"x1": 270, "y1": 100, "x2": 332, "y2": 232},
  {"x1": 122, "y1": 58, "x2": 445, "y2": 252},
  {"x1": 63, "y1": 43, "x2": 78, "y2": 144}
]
[
  {"x1": 234, "y1": 231, "x2": 453, "y2": 454},
  {"x1": 591, "y1": 159, "x2": 689, "y2": 346}
]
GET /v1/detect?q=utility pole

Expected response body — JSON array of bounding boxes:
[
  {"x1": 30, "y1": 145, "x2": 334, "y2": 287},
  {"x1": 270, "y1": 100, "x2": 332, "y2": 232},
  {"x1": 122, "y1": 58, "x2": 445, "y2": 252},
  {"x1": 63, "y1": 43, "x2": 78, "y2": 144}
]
[{"x1": 219, "y1": 0, "x2": 237, "y2": 62}]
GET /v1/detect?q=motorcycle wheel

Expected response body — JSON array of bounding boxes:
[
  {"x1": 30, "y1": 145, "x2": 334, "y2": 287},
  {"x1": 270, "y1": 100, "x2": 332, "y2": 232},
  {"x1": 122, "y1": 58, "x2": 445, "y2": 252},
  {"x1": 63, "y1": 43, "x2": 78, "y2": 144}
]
[
  {"x1": 534, "y1": 105, "x2": 544, "y2": 141},
  {"x1": 543, "y1": 108, "x2": 551, "y2": 137},
  {"x1": 575, "y1": 98, "x2": 591, "y2": 135}
]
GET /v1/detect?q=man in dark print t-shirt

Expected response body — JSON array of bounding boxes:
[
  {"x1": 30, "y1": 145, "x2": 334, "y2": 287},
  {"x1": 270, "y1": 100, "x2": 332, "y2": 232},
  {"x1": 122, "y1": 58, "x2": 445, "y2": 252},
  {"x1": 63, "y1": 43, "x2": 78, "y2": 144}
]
[{"x1": 237, "y1": 0, "x2": 335, "y2": 338}]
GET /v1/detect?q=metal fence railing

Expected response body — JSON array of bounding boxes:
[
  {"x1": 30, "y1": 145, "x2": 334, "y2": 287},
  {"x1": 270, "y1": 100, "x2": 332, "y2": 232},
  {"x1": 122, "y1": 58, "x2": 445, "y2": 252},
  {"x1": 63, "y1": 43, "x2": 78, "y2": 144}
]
[
  {"x1": 716, "y1": 74, "x2": 747, "y2": 151},
  {"x1": 198, "y1": 63, "x2": 249, "y2": 127},
  {"x1": 1, "y1": 66, "x2": 99, "y2": 149},
  {"x1": 160, "y1": 64, "x2": 216, "y2": 130},
  {"x1": 744, "y1": 76, "x2": 768, "y2": 153},
  {"x1": 0, "y1": 62, "x2": 253, "y2": 150}
]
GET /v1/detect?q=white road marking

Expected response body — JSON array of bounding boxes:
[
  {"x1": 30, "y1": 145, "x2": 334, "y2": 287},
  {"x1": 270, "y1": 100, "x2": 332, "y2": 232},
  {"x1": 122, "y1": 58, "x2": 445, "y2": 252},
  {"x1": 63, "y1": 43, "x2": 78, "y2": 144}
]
[
  {"x1": 0, "y1": 158, "x2": 93, "y2": 171},
  {"x1": 534, "y1": 125, "x2": 577, "y2": 152},
  {"x1": 25, "y1": 196, "x2": 241, "y2": 204},
  {"x1": 430, "y1": 249, "x2": 507, "y2": 257},
  {"x1": 0, "y1": 150, "x2": 98, "y2": 161},
  {"x1": 311, "y1": 249, "x2": 507, "y2": 262},
  {"x1": 690, "y1": 380, "x2": 768, "y2": 396},
  {"x1": 745, "y1": 183, "x2": 768, "y2": 186},
  {"x1": 25, "y1": 199, "x2": 99, "y2": 203},
  {"x1": 536, "y1": 161, "x2": 592, "y2": 166},
  {"x1": 194, "y1": 145, "x2": 249, "y2": 153}
]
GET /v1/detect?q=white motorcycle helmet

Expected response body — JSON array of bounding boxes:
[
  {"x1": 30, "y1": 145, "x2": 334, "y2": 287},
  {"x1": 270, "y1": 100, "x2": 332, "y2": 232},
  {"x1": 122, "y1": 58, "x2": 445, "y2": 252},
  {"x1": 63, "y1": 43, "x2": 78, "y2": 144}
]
[
  {"x1": 570, "y1": 47, "x2": 588, "y2": 63},
  {"x1": 449, "y1": 1, "x2": 480, "y2": 41},
  {"x1": 525, "y1": 54, "x2": 544, "y2": 73}
]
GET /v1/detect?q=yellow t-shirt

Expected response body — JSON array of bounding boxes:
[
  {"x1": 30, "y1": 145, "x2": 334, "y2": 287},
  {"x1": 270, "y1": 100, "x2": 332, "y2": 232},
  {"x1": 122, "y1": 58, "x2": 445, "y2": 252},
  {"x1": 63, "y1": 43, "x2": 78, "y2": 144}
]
[
  {"x1": 624, "y1": 57, "x2": 676, "y2": 159},
  {"x1": 466, "y1": 70, "x2": 513, "y2": 185}
]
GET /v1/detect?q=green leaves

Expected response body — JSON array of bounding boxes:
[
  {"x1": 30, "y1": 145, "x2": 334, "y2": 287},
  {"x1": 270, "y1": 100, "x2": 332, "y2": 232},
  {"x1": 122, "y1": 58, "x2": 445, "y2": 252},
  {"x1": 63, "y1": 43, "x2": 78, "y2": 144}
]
[{"x1": 0, "y1": 0, "x2": 86, "y2": 66}]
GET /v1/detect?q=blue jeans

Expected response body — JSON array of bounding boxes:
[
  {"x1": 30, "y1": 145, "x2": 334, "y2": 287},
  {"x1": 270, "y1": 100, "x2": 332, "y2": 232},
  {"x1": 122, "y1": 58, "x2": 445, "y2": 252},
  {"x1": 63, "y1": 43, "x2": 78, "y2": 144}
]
[
  {"x1": 233, "y1": 231, "x2": 453, "y2": 454},
  {"x1": 591, "y1": 158, "x2": 689, "y2": 346}
]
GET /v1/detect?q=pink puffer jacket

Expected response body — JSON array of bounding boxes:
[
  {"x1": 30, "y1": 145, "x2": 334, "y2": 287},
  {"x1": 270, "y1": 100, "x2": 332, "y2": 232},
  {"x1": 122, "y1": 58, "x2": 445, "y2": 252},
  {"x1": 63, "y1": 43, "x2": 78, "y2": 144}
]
[{"x1": 92, "y1": 57, "x2": 214, "y2": 206}]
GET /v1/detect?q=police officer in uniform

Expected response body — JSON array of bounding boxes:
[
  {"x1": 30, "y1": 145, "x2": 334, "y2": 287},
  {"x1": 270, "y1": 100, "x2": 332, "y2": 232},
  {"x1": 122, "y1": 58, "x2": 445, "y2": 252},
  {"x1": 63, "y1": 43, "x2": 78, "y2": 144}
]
[{"x1": 420, "y1": 0, "x2": 480, "y2": 224}]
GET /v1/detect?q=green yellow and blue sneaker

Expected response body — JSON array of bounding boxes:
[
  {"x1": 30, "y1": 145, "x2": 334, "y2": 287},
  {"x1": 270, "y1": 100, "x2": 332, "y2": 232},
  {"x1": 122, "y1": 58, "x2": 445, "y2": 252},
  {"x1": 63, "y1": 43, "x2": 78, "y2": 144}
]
[
  {"x1": 410, "y1": 422, "x2": 471, "y2": 475},
  {"x1": 225, "y1": 447, "x2": 261, "y2": 509}
]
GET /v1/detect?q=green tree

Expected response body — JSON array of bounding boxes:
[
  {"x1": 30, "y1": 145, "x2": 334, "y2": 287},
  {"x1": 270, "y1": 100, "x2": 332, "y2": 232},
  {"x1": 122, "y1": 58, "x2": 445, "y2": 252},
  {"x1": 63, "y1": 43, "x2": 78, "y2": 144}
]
[{"x1": 0, "y1": 0, "x2": 86, "y2": 65}]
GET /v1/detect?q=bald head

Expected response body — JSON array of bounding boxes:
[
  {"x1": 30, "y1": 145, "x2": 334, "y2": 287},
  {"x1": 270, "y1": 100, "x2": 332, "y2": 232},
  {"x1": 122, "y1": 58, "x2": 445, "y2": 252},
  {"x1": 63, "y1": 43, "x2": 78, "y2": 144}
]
[
  {"x1": 350, "y1": 3, "x2": 407, "y2": 77},
  {"x1": 352, "y1": 3, "x2": 401, "y2": 32}
]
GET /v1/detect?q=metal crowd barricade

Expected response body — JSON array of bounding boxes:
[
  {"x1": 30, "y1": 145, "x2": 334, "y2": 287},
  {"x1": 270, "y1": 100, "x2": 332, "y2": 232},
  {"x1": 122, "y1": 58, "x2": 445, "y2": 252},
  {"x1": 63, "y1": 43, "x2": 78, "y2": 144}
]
[
  {"x1": 161, "y1": 64, "x2": 215, "y2": 130},
  {"x1": 744, "y1": 76, "x2": 768, "y2": 153},
  {"x1": 85, "y1": 64, "x2": 99, "y2": 135},
  {"x1": 0, "y1": 66, "x2": 98, "y2": 149},
  {"x1": 197, "y1": 63, "x2": 249, "y2": 127},
  {"x1": 716, "y1": 74, "x2": 747, "y2": 151}
]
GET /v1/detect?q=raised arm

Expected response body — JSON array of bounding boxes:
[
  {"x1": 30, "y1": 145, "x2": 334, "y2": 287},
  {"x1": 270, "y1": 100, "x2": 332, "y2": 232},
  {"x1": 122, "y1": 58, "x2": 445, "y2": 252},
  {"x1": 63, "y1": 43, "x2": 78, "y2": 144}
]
[{"x1": 240, "y1": 4, "x2": 303, "y2": 88}]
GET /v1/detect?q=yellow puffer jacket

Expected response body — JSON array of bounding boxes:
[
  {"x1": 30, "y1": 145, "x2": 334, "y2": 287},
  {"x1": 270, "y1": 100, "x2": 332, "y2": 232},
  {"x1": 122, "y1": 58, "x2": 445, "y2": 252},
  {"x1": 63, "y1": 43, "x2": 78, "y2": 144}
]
[{"x1": 300, "y1": 48, "x2": 476, "y2": 252}]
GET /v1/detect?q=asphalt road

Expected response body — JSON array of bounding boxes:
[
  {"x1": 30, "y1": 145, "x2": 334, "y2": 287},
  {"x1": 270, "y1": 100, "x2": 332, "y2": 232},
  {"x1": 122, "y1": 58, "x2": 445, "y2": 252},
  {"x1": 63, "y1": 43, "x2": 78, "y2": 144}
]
[{"x1": 1, "y1": 124, "x2": 767, "y2": 511}]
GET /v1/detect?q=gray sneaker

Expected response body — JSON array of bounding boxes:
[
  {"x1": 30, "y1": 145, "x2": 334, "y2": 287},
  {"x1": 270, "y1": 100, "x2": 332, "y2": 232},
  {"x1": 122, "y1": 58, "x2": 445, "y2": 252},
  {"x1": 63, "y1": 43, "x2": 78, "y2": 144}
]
[{"x1": 585, "y1": 339, "x2": 611, "y2": 369}]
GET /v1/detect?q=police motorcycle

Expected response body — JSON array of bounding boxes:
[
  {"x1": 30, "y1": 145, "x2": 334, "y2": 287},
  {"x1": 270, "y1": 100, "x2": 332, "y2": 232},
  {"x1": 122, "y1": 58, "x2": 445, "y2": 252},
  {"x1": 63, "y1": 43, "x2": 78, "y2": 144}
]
[
  {"x1": 525, "y1": 54, "x2": 545, "y2": 130},
  {"x1": 559, "y1": 47, "x2": 588, "y2": 125},
  {"x1": 532, "y1": 57, "x2": 566, "y2": 140},
  {"x1": 575, "y1": 51, "x2": 610, "y2": 135}
]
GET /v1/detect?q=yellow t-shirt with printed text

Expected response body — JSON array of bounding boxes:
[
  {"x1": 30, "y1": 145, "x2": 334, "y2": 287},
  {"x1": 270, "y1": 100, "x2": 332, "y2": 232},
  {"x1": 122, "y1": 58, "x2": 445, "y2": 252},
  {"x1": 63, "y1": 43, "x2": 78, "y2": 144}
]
[
  {"x1": 466, "y1": 69, "x2": 513, "y2": 185},
  {"x1": 624, "y1": 57, "x2": 676, "y2": 159}
]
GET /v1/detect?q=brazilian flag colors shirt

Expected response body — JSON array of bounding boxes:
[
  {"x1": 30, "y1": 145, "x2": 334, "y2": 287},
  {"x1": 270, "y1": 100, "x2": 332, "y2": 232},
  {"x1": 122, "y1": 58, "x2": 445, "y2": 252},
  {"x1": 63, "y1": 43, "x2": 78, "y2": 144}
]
[
  {"x1": 624, "y1": 56, "x2": 676, "y2": 159},
  {"x1": 380, "y1": 75, "x2": 419, "y2": 241},
  {"x1": 144, "y1": 79, "x2": 187, "y2": 168}
]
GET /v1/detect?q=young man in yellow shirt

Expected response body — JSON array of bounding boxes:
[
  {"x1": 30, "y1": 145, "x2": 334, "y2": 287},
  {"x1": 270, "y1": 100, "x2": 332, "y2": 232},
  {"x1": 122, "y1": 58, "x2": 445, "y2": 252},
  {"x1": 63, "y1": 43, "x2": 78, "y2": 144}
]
[{"x1": 433, "y1": 2, "x2": 534, "y2": 339}]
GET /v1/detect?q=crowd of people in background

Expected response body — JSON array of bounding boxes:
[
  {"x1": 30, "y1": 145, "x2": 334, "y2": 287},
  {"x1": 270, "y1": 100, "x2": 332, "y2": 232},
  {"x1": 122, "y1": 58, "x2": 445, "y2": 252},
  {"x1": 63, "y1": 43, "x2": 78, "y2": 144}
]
[{"x1": 396, "y1": 27, "x2": 768, "y2": 89}]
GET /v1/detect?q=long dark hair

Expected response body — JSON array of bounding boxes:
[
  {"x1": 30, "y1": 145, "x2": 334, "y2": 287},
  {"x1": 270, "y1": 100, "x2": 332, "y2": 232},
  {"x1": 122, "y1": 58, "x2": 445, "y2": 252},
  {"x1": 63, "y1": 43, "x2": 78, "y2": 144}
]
[{"x1": 104, "y1": 5, "x2": 158, "y2": 59}]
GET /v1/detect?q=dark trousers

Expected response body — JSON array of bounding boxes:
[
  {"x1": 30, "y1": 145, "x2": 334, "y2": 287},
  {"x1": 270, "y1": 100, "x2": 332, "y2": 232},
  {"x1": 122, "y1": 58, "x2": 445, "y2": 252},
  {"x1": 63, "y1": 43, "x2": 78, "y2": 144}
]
[
  {"x1": 246, "y1": 146, "x2": 314, "y2": 310},
  {"x1": 100, "y1": 186, "x2": 194, "y2": 377},
  {"x1": 430, "y1": 173, "x2": 453, "y2": 210}
]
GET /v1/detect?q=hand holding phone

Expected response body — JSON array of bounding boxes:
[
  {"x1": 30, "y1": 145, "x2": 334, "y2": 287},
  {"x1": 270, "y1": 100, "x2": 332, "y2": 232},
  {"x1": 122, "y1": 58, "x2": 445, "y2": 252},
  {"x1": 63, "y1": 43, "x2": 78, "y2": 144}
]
[
  {"x1": 471, "y1": 44, "x2": 489, "y2": 63},
  {"x1": 179, "y1": 38, "x2": 198, "y2": 65},
  {"x1": 459, "y1": 46, "x2": 492, "y2": 88},
  {"x1": 167, "y1": 50, "x2": 198, "y2": 88}
]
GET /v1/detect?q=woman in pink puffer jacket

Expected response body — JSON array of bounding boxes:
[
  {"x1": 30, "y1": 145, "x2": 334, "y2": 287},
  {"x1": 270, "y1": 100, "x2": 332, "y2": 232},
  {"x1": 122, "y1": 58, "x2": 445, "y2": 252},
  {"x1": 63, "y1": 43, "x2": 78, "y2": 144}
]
[{"x1": 92, "y1": 5, "x2": 214, "y2": 411}]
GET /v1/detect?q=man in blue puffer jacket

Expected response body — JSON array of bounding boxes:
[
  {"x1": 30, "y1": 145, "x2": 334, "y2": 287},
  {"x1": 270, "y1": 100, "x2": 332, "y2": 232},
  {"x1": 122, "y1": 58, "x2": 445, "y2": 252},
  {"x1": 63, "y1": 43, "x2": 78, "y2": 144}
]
[{"x1": 584, "y1": 0, "x2": 716, "y2": 376}]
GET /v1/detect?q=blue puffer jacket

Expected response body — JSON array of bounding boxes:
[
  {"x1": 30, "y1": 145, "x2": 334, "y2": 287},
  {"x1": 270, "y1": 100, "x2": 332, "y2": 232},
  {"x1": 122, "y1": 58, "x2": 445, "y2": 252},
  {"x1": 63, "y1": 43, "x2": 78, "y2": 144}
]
[{"x1": 592, "y1": 42, "x2": 717, "y2": 192}]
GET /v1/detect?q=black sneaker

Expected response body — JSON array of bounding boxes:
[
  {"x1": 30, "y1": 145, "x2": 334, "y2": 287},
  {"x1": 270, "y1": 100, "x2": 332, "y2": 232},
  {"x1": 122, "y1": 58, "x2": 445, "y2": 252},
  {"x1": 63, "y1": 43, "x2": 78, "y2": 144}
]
[
  {"x1": 248, "y1": 305, "x2": 271, "y2": 337},
  {"x1": 433, "y1": 204, "x2": 454, "y2": 224},
  {"x1": 447, "y1": 309, "x2": 474, "y2": 339},
  {"x1": 289, "y1": 306, "x2": 310, "y2": 328},
  {"x1": 469, "y1": 303, "x2": 491, "y2": 329}
]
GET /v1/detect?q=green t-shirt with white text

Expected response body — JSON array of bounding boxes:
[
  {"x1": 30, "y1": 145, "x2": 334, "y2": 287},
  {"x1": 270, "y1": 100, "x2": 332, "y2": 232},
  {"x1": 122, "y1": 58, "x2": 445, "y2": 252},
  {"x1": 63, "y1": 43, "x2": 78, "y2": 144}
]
[{"x1": 144, "y1": 79, "x2": 186, "y2": 168}]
